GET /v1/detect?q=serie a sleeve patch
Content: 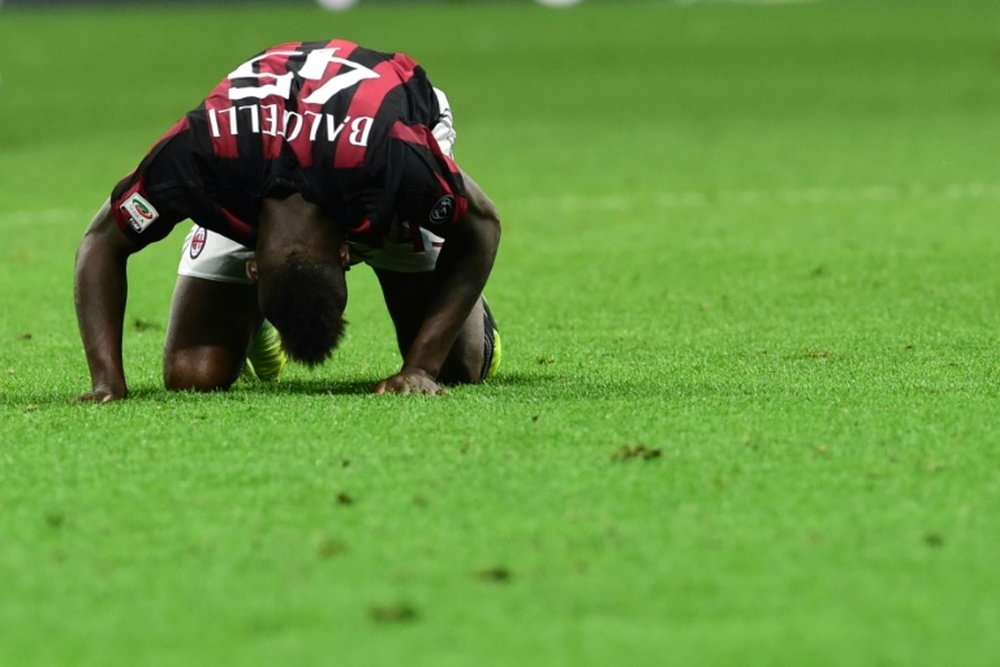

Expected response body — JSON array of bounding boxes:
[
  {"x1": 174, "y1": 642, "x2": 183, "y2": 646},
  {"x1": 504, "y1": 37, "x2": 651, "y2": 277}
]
[{"x1": 119, "y1": 192, "x2": 160, "y2": 233}]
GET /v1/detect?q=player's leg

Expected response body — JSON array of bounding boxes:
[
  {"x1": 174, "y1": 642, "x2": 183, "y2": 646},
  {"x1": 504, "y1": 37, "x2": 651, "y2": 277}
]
[
  {"x1": 163, "y1": 225, "x2": 284, "y2": 390},
  {"x1": 163, "y1": 275, "x2": 261, "y2": 391},
  {"x1": 372, "y1": 268, "x2": 499, "y2": 384}
]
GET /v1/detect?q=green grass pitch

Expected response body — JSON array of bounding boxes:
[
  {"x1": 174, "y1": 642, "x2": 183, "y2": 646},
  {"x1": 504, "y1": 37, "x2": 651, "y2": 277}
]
[{"x1": 1, "y1": 1, "x2": 998, "y2": 664}]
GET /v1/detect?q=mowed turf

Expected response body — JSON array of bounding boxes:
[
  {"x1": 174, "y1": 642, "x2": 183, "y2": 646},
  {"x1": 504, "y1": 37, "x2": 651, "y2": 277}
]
[{"x1": 1, "y1": 1, "x2": 998, "y2": 665}]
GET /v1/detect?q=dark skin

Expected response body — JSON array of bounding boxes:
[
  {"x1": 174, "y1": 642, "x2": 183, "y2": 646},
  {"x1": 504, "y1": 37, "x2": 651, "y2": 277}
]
[
  {"x1": 373, "y1": 269, "x2": 487, "y2": 387},
  {"x1": 74, "y1": 194, "x2": 339, "y2": 402},
  {"x1": 162, "y1": 277, "x2": 261, "y2": 393},
  {"x1": 73, "y1": 199, "x2": 136, "y2": 403},
  {"x1": 73, "y1": 174, "x2": 500, "y2": 401},
  {"x1": 373, "y1": 172, "x2": 501, "y2": 395}
]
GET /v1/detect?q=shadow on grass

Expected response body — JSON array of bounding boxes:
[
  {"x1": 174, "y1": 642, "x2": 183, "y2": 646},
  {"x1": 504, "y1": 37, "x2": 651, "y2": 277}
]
[
  {"x1": 482, "y1": 371, "x2": 560, "y2": 387},
  {"x1": 1, "y1": 371, "x2": 559, "y2": 411},
  {"x1": 0, "y1": 386, "x2": 187, "y2": 410},
  {"x1": 120, "y1": 378, "x2": 381, "y2": 401},
  {"x1": 0, "y1": 380, "x2": 375, "y2": 410},
  {"x1": 259, "y1": 372, "x2": 559, "y2": 395},
  {"x1": 254, "y1": 378, "x2": 379, "y2": 396}
]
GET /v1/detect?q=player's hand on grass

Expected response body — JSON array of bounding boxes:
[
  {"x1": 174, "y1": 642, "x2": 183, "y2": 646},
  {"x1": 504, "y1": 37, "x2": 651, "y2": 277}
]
[
  {"x1": 374, "y1": 369, "x2": 445, "y2": 395},
  {"x1": 74, "y1": 383, "x2": 126, "y2": 404}
]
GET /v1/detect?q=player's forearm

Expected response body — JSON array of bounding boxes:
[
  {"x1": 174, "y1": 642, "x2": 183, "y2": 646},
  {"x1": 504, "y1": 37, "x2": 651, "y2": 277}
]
[
  {"x1": 403, "y1": 218, "x2": 500, "y2": 378},
  {"x1": 401, "y1": 283, "x2": 483, "y2": 378},
  {"x1": 73, "y1": 233, "x2": 129, "y2": 395}
]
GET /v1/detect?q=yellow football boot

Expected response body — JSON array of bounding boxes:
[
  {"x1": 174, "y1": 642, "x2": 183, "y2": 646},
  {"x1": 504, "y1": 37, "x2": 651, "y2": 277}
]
[
  {"x1": 483, "y1": 301, "x2": 502, "y2": 380},
  {"x1": 242, "y1": 319, "x2": 287, "y2": 382}
]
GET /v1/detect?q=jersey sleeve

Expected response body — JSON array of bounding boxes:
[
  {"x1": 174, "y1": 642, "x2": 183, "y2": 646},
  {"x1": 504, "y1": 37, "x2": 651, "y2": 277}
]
[
  {"x1": 109, "y1": 120, "x2": 195, "y2": 248},
  {"x1": 109, "y1": 119, "x2": 258, "y2": 249},
  {"x1": 384, "y1": 122, "x2": 469, "y2": 236},
  {"x1": 110, "y1": 178, "x2": 188, "y2": 247}
]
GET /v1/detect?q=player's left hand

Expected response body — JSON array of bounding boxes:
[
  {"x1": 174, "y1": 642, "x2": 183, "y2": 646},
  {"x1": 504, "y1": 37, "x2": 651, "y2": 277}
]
[
  {"x1": 73, "y1": 383, "x2": 127, "y2": 404},
  {"x1": 374, "y1": 369, "x2": 446, "y2": 395}
]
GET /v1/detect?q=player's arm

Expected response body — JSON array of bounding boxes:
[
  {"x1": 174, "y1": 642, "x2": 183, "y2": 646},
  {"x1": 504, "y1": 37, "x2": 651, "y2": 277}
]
[
  {"x1": 375, "y1": 172, "x2": 501, "y2": 395},
  {"x1": 73, "y1": 199, "x2": 141, "y2": 402}
]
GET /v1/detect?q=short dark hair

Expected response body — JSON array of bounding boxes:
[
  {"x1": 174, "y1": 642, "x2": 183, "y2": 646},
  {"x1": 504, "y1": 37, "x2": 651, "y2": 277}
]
[{"x1": 257, "y1": 250, "x2": 347, "y2": 367}]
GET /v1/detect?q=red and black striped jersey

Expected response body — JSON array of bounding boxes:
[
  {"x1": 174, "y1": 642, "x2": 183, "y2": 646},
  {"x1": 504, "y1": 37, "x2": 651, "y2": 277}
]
[{"x1": 111, "y1": 40, "x2": 468, "y2": 249}]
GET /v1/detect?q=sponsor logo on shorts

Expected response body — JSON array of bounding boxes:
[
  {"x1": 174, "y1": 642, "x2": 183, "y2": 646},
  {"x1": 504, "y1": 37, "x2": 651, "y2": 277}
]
[
  {"x1": 429, "y1": 195, "x2": 455, "y2": 226},
  {"x1": 189, "y1": 227, "x2": 208, "y2": 259},
  {"x1": 120, "y1": 193, "x2": 159, "y2": 233}
]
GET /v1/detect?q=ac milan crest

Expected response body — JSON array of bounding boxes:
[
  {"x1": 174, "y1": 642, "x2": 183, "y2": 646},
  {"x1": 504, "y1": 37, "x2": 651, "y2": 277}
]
[
  {"x1": 429, "y1": 195, "x2": 455, "y2": 226},
  {"x1": 189, "y1": 227, "x2": 208, "y2": 259}
]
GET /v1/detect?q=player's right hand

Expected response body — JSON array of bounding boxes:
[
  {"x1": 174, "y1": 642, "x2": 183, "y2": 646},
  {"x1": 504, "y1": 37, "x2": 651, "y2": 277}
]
[{"x1": 74, "y1": 384, "x2": 126, "y2": 404}]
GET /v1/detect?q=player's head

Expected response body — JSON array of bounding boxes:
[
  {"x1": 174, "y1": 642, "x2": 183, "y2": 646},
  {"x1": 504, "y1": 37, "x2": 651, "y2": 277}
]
[
  {"x1": 255, "y1": 195, "x2": 348, "y2": 367},
  {"x1": 256, "y1": 249, "x2": 347, "y2": 366}
]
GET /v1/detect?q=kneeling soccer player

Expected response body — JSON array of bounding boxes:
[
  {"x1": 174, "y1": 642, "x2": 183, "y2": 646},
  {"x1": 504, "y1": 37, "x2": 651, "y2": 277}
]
[{"x1": 74, "y1": 39, "x2": 501, "y2": 402}]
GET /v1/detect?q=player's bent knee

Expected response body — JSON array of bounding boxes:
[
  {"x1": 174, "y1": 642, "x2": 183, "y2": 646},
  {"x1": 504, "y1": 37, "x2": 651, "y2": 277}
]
[{"x1": 164, "y1": 349, "x2": 240, "y2": 392}]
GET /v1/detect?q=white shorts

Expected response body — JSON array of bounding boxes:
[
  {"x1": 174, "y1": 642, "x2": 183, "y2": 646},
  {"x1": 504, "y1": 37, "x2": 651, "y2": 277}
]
[{"x1": 178, "y1": 87, "x2": 458, "y2": 283}]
